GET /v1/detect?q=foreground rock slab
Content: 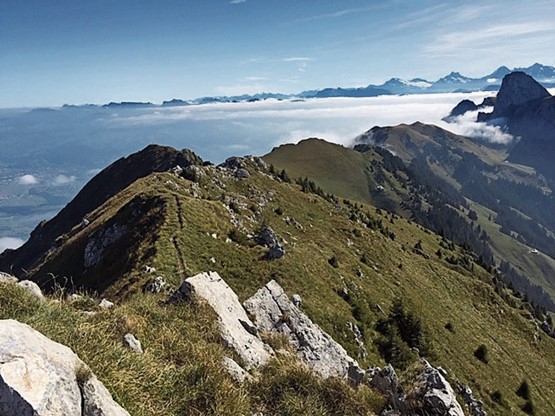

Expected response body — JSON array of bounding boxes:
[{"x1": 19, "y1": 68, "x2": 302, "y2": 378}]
[
  {"x1": 168, "y1": 271, "x2": 272, "y2": 369},
  {"x1": 0, "y1": 319, "x2": 129, "y2": 416},
  {"x1": 244, "y1": 279, "x2": 363, "y2": 383}
]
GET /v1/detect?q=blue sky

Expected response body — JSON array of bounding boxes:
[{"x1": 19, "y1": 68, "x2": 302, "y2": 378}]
[{"x1": 1, "y1": 0, "x2": 554, "y2": 107}]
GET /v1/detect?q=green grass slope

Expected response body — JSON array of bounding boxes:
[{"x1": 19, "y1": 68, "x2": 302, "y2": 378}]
[
  {"x1": 264, "y1": 134, "x2": 555, "y2": 312},
  {"x1": 2, "y1": 156, "x2": 553, "y2": 415}
]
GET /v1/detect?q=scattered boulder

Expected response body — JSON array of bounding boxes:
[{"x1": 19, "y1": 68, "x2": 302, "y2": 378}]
[
  {"x1": 267, "y1": 244, "x2": 286, "y2": 260},
  {"x1": 243, "y1": 280, "x2": 362, "y2": 383},
  {"x1": 167, "y1": 271, "x2": 272, "y2": 369},
  {"x1": 367, "y1": 364, "x2": 405, "y2": 412},
  {"x1": 0, "y1": 319, "x2": 129, "y2": 416},
  {"x1": 17, "y1": 280, "x2": 44, "y2": 300},
  {"x1": 234, "y1": 168, "x2": 251, "y2": 179},
  {"x1": 222, "y1": 356, "x2": 251, "y2": 383},
  {"x1": 410, "y1": 360, "x2": 464, "y2": 416},
  {"x1": 142, "y1": 276, "x2": 166, "y2": 293},
  {"x1": 292, "y1": 294, "x2": 302, "y2": 308},
  {"x1": 99, "y1": 298, "x2": 114, "y2": 309},
  {"x1": 255, "y1": 226, "x2": 285, "y2": 259},
  {"x1": 0, "y1": 272, "x2": 18, "y2": 284},
  {"x1": 347, "y1": 321, "x2": 367, "y2": 360},
  {"x1": 540, "y1": 320, "x2": 555, "y2": 338},
  {"x1": 67, "y1": 294, "x2": 83, "y2": 303},
  {"x1": 458, "y1": 384, "x2": 487, "y2": 416},
  {"x1": 369, "y1": 361, "x2": 464, "y2": 416},
  {"x1": 123, "y1": 333, "x2": 143, "y2": 354},
  {"x1": 256, "y1": 226, "x2": 279, "y2": 247}
]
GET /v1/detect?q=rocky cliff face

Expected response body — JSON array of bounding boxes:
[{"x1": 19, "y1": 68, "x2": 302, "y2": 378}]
[
  {"x1": 485, "y1": 71, "x2": 551, "y2": 118},
  {"x1": 476, "y1": 72, "x2": 555, "y2": 180}
]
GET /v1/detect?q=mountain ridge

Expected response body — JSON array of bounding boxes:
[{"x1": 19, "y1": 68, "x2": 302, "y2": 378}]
[
  {"x1": 54, "y1": 63, "x2": 555, "y2": 109},
  {"x1": 1, "y1": 142, "x2": 554, "y2": 415}
]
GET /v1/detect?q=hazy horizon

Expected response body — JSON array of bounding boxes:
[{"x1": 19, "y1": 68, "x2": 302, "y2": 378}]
[{"x1": 2, "y1": 0, "x2": 554, "y2": 108}]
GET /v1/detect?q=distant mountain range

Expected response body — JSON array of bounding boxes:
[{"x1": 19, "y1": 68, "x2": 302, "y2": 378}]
[{"x1": 61, "y1": 63, "x2": 555, "y2": 109}]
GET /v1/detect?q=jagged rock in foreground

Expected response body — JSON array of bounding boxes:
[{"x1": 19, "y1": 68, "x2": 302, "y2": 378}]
[
  {"x1": 244, "y1": 279, "x2": 364, "y2": 384},
  {"x1": 368, "y1": 361, "x2": 465, "y2": 416},
  {"x1": 409, "y1": 360, "x2": 464, "y2": 416},
  {"x1": 0, "y1": 319, "x2": 129, "y2": 416},
  {"x1": 167, "y1": 271, "x2": 273, "y2": 369}
]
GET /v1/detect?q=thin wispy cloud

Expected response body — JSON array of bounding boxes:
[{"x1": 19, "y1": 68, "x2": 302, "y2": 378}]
[
  {"x1": 244, "y1": 76, "x2": 269, "y2": 82},
  {"x1": 282, "y1": 57, "x2": 311, "y2": 63},
  {"x1": 230, "y1": 0, "x2": 246, "y2": 4},
  {"x1": 424, "y1": 22, "x2": 555, "y2": 57},
  {"x1": 296, "y1": 6, "x2": 376, "y2": 23}
]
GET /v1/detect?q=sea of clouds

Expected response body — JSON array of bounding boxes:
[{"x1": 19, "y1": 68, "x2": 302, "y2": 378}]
[{"x1": 1, "y1": 89, "x2": 548, "y2": 251}]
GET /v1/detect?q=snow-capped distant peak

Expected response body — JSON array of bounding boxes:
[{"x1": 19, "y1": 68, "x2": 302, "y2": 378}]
[{"x1": 487, "y1": 78, "x2": 498, "y2": 83}]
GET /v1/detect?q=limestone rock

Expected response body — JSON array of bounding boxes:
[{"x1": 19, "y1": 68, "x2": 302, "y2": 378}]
[
  {"x1": 17, "y1": 280, "x2": 44, "y2": 300},
  {"x1": 167, "y1": 271, "x2": 272, "y2": 369},
  {"x1": 84, "y1": 224, "x2": 126, "y2": 268},
  {"x1": 256, "y1": 226, "x2": 278, "y2": 247},
  {"x1": 459, "y1": 384, "x2": 487, "y2": 416},
  {"x1": 234, "y1": 168, "x2": 251, "y2": 179},
  {"x1": 411, "y1": 360, "x2": 464, "y2": 416},
  {"x1": 142, "y1": 276, "x2": 166, "y2": 293},
  {"x1": 292, "y1": 294, "x2": 302, "y2": 307},
  {"x1": 244, "y1": 280, "x2": 362, "y2": 383},
  {"x1": 368, "y1": 364, "x2": 397, "y2": 391},
  {"x1": 99, "y1": 298, "x2": 114, "y2": 309},
  {"x1": 0, "y1": 319, "x2": 129, "y2": 416},
  {"x1": 0, "y1": 272, "x2": 18, "y2": 284},
  {"x1": 256, "y1": 227, "x2": 285, "y2": 260},
  {"x1": 222, "y1": 356, "x2": 251, "y2": 383},
  {"x1": 123, "y1": 333, "x2": 143, "y2": 354}
]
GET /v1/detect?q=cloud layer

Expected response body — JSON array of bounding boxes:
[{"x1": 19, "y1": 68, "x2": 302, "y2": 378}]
[
  {"x1": 112, "y1": 91, "x2": 499, "y2": 150},
  {"x1": 443, "y1": 108, "x2": 514, "y2": 144}
]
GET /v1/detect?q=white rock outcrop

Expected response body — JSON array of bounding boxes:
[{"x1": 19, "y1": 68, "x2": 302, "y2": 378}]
[
  {"x1": 243, "y1": 280, "x2": 363, "y2": 383},
  {"x1": 0, "y1": 272, "x2": 18, "y2": 284},
  {"x1": 0, "y1": 319, "x2": 129, "y2": 416},
  {"x1": 123, "y1": 333, "x2": 143, "y2": 354},
  {"x1": 17, "y1": 280, "x2": 44, "y2": 300},
  {"x1": 168, "y1": 271, "x2": 272, "y2": 369}
]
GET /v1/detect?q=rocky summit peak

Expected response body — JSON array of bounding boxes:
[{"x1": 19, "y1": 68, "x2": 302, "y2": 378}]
[{"x1": 493, "y1": 71, "x2": 551, "y2": 117}]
